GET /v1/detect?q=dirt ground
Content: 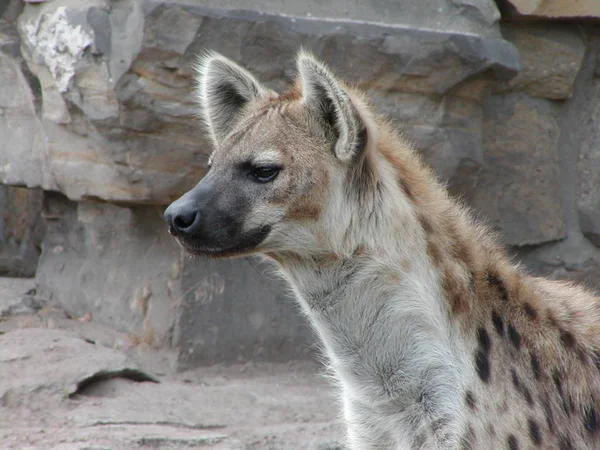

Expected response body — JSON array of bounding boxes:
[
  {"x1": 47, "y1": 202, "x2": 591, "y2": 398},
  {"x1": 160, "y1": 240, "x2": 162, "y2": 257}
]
[{"x1": 0, "y1": 278, "x2": 343, "y2": 450}]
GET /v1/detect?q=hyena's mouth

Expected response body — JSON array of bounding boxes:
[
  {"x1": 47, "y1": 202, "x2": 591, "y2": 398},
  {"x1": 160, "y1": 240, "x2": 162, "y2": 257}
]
[{"x1": 174, "y1": 225, "x2": 273, "y2": 258}]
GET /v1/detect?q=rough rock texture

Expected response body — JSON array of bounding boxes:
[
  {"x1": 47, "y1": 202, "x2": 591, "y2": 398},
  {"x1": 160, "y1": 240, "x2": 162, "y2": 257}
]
[
  {"x1": 1, "y1": 0, "x2": 519, "y2": 204},
  {"x1": 504, "y1": 0, "x2": 600, "y2": 18},
  {"x1": 0, "y1": 277, "x2": 39, "y2": 316},
  {"x1": 470, "y1": 93, "x2": 565, "y2": 246},
  {"x1": 506, "y1": 31, "x2": 600, "y2": 292},
  {"x1": 575, "y1": 41, "x2": 600, "y2": 248},
  {"x1": 175, "y1": 255, "x2": 314, "y2": 369},
  {"x1": 0, "y1": 328, "x2": 158, "y2": 403},
  {"x1": 0, "y1": 186, "x2": 44, "y2": 277},
  {"x1": 35, "y1": 192, "x2": 182, "y2": 348},
  {"x1": 0, "y1": 317, "x2": 340, "y2": 450},
  {"x1": 189, "y1": 0, "x2": 502, "y2": 32},
  {"x1": 494, "y1": 24, "x2": 586, "y2": 100}
]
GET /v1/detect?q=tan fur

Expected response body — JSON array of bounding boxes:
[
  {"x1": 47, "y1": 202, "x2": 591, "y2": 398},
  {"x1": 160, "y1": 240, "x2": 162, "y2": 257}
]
[{"x1": 179, "y1": 51, "x2": 600, "y2": 449}]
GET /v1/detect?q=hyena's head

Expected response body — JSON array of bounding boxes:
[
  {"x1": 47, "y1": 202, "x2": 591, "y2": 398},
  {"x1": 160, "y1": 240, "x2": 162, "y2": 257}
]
[{"x1": 164, "y1": 51, "x2": 380, "y2": 258}]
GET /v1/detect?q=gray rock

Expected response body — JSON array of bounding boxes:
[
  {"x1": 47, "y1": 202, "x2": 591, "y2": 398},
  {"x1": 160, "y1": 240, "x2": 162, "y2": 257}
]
[
  {"x1": 3, "y1": 0, "x2": 518, "y2": 204},
  {"x1": 575, "y1": 57, "x2": 600, "y2": 248},
  {"x1": 503, "y1": 0, "x2": 600, "y2": 18},
  {"x1": 182, "y1": 0, "x2": 501, "y2": 34},
  {"x1": 496, "y1": 24, "x2": 586, "y2": 100},
  {"x1": 35, "y1": 192, "x2": 180, "y2": 347},
  {"x1": 18, "y1": 3, "x2": 95, "y2": 93},
  {"x1": 0, "y1": 277, "x2": 39, "y2": 316},
  {"x1": 467, "y1": 93, "x2": 566, "y2": 246},
  {"x1": 0, "y1": 186, "x2": 44, "y2": 278},
  {"x1": 0, "y1": 328, "x2": 157, "y2": 404},
  {"x1": 174, "y1": 255, "x2": 315, "y2": 369},
  {"x1": 371, "y1": 79, "x2": 489, "y2": 184},
  {"x1": 0, "y1": 52, "x2": 47, "y2": 188}
]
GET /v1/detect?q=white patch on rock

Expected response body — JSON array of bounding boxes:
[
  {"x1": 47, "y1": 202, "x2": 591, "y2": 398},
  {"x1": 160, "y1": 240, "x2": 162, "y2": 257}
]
[{"x1": 21, "y1": 6, "x2": 93, "y2": 93}]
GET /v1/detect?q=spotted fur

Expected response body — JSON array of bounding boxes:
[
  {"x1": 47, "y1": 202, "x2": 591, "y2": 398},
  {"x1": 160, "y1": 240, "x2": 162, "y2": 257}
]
[{"x1": 186, "y1": 51, "x2": 600, "y2": 449}]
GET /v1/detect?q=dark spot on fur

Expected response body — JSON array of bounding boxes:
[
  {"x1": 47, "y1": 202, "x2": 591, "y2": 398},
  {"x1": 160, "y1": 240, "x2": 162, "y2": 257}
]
[
  {"x1": 507, "y1": 434, "x2": 519, "y2": 450},
  {"x1": 427, "y1": 238, "x2": 443, "y2": 266},
  {"x1": 475, "y1": 329, "x2": 491, "y2": 383},
  {"x1": 477, "y1": 328, "x2": 491, "y2": 353},
  {"x1": 486, "y1": 272, "x2": 509, "y2": 302},
  {"x1": 560, "y1": 395, "x2": 573, "y2": 417},
  {"x1": 584, "y1": 405, "x2": 600, "y2": 434},
  {"x1": 511, "y1": 369, "x2": 533, "y2": 406},
  {"x1": 559, "y1": 436, "x2": 574, "y2": 450},
  {"x1": 487, "y1": 423, "x2": 496, "y2": 437},
  {"x1": 553, "y1": 370, "x2": 563, "y2": 395},
  {"x1": 528, "y1": 418, "x2": 542, "y2": 446},
  {"x1": 542, "y1": 395, "x2": 554, "y2": 430},
  {"x1": 450, "y1": 238, "x2": 473, "y2": 271},
  {"x1": 475, "y1": 349, "x2": 491, "y2": 383},
  {"x1": 492, "y1": 311, "x2": 505, "y2": 336},
  {"x1": 560, "y1": 330, "x2": 575, "y2": 348},
  {"x1": 442, "y1": 270, "x2": 470, "y2": 315},
  {"x1": 511, "y1": 369, "x2": 521, "y2": 390},
  {"x1": 593, "y1": 352, "x2": 600, "y2": 371},
  {"x1": 465, "y1": 390, "x2": 476, "y2": 410},
  {"x1": 576, "y1": 347, "x2": 587, "y2": 363},
  {"x1": 418, "y1": 214, "x2": 434, "y2": 234},
  {"x1": 460, "y1": 425, "x2": 475, "y2": 450},
  {"x1": 569, "y1": 395, "x2": 576, "y2": 414},
  {"x1": 507, "y1": 324, "x2": 521, "y2": 350},
  {"x1": 530, "y1": 351, "x2": 542, "y2": 380},
  {"x1": 523, "y1": 303, "x2": 537, "y2": 320},
  {"x1": 523, "y1": 386, "x2": 534, "y2": 406},
  {"x1": 400, "y1": 177, "x2": 415, "y2": 202}
]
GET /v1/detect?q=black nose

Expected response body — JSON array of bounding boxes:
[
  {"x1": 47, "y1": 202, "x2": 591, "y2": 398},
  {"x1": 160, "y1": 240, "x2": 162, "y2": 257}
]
[{"x1": 164, "y1": 203, "x2": 201, "y2": 235}]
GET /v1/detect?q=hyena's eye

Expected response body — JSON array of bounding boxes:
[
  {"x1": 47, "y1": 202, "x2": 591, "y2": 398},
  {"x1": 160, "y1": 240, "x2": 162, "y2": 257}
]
[{"x1": 249, "y1": 166, "x2": 280, "y2": 183}]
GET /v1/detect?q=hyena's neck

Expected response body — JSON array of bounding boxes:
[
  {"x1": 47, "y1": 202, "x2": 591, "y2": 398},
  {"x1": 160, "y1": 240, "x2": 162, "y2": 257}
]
[
  {"x1": 274, "y1": 237, "x2": 472, "y2": 444},
  {"x1": 270, "y1": 135, "x2": 517, "y2": 443}
]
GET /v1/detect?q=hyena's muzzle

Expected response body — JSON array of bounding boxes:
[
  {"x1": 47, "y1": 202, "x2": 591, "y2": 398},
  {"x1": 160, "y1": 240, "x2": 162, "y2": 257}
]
[{"x1": 163, "y1": 170, "x2": 272, "y2": 257}]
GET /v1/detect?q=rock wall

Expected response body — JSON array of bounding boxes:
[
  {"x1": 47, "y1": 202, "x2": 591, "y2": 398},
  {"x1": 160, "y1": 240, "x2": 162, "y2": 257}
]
[{"x1": 1, "y1": 0, "x2": 599, "y2": 369}]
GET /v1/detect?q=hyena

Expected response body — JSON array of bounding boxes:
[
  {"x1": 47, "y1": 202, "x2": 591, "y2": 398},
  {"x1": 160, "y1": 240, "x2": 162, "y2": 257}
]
[{"x1": 164, "y1": 51, "x2": 600, "y2": 449}]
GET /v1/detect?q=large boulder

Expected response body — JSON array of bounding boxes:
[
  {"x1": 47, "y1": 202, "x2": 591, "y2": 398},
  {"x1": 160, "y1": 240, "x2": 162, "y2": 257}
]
[
  {"x1": 503, "y1": 0, "x2": 600, "y2": 18},
  {"x1": 494, "y1": 24, "x2": 586, "y2": 100},
  {"x1": 0, "y1": 186, "x2": 44, "y2": 277},
  {"x1": 3, "y1": 0, "x2": 518, "y2": 204},
  {"x1": 575, "y1": 38, "x2": 600, "y2": 248},
  {"x1": 468, "y1": 93, "x2": 566, "y2": 246}
]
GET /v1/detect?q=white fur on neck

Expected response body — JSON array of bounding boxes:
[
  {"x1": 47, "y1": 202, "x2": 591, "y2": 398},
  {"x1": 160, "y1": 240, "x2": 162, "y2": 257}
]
[{"x1": 269, "y1": 151, "x2": 473, "y2": 448}]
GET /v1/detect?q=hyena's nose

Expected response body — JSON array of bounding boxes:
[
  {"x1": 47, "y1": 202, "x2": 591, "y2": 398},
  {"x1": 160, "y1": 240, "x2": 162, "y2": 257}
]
[{"x1": 164, "y1": 203, "x2": 201, "y2": 236}]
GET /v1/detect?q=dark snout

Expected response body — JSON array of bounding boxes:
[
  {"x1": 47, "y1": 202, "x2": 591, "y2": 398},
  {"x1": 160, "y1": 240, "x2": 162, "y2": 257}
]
[
  {"x1": 164, "y1": 193, "x2": 202, "y2": 237},
  {"x1": 163, "y1": 174, "x2": 271, "y2": 257},
  {"x1": 164, "y1": 174, "x2": 217, "y2": 241}
]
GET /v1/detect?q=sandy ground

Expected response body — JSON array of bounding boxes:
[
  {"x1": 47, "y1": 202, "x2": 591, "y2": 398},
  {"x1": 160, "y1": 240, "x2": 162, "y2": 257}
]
[{"x1": 0, "y1": 278, "x2": 343, "y2": 450}]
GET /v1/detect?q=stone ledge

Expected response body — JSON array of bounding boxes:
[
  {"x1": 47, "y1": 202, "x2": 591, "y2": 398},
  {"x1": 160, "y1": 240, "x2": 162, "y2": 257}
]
[{"x1": 0, "y1": 0, "x2": 519, "y2": 204}]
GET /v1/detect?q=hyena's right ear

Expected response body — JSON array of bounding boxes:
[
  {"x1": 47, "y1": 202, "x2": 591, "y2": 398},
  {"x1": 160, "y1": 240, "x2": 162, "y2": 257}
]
[
  {"x1": 196, "y1": 52, "x2": 272, "y2": 145},
  {"x1": 297, "y1": 51, "x2": 369, "y2": 162}
]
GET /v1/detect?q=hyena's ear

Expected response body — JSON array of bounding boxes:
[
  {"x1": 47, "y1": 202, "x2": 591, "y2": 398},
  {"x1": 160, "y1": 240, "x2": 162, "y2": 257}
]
[
  {"x1": 297, "y1": 52, "x2": 368, "y2": 162},
  {"x1": 196, "y1": 52, "x2": 272, "y2": 145}
]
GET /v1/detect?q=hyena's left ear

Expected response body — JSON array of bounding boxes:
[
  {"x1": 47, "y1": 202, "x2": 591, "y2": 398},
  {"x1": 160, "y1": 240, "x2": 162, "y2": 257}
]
[
  {"x1": 196, "y1": 52, "x2": 273, "y2": 145},
  {"x1": 297, "y1": 52, "x2": 369, "y2": 162}
]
